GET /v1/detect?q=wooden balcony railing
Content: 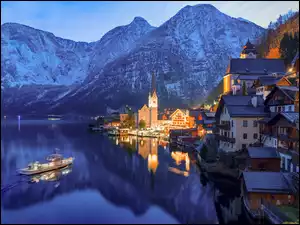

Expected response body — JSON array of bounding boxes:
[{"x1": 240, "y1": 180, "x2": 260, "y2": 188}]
[{"x1": 215, "y1": 134, "x2": 236, "y2": 143}]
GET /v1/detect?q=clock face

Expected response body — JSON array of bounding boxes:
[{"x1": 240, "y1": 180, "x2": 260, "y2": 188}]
[{"x1": 153, "y1": 101, "x2": 156, "y2": 104}]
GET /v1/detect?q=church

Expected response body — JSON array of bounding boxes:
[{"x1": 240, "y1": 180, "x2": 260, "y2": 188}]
[
  {"x1": 223, "y1": 39, "x2": 286, "y2": 95},
  {"x1": 138, "y1": 73, "x2": 158, "y2": 128}
]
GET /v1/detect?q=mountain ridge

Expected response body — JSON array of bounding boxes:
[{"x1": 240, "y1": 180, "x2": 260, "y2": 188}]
[{"x1": 1, "y1": 4, "x2": 265, "y2": 115}]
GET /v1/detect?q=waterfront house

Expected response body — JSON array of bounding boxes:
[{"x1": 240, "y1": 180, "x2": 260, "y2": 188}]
[
  {"x1": 247, "y1": 147, "x2": 281, "y2": 172},
  {"x1": 215, "y1": 95, "x2": 269, "y2": 152},
  {"x1": 259, "y1": 112, "x2": 299, "y2": 172},
  {"x1": 241, "y1": 172, "x2": 295, "y2": 211}
]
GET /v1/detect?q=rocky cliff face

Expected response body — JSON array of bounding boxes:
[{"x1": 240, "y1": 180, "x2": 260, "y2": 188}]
[{"x1": 1, "y1": 4, "x2": 265, "y2": 115}]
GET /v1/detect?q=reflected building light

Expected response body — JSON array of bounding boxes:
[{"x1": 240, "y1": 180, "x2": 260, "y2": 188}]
[
  {"x1": 186, "y1": 154, "x2": 190, "y2": 171},
  {"x1": 116, "y1": 138, "x2": 119, "y2": 145},
  {"x1": 148, "y1": 154, "x2": 158, "y2": 173}
]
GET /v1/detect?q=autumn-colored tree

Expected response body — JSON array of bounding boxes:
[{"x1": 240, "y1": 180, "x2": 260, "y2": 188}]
[
  {"x1": 138, "y1": 120, "x2": 146, "y2": 129},
  {"x1": 266, "y1": 47, "x2": 281, "y2": 58}
]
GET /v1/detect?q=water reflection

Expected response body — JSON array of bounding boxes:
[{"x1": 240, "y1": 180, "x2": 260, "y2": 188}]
[
  {"x1": 2, "y1": 122, "x2": 219, "y2": 224},
  {"x1": 30, "y1": 166, "x2": 72, "y2": 183}
]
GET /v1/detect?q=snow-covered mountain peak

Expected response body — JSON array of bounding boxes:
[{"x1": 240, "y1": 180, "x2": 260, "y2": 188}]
[{"x1": 131, "y1": 16, "x2": 150, "y2": 25}]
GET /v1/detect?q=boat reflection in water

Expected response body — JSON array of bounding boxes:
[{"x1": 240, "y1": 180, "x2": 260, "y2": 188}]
[{"x1": 30, "y1": 166, "x2": 72, "y2": 184}]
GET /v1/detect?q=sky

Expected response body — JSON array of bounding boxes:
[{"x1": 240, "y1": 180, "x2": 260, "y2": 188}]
[{"x1": 1, "y1": 1, "x2": 299, "y2": 42}]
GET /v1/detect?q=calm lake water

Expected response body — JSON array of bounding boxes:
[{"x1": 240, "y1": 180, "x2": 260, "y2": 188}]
[{"x1": 1, "y1": 120, "x2": 248, "y2": 224}]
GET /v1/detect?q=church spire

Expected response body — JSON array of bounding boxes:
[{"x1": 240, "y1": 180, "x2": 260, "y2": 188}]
[{"x1": 151, "y1": 72, "x2": 156, "y2": 95}]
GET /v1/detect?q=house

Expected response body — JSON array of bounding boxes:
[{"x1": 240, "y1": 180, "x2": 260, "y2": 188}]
[
  {"x1": 169, "y1": 128, "x2": 198, "y2": 145},
  {"x1": 264, "y1": 86, "x2": 299, "y2": 113},
  {"x1": 259, "y1": 112, "x2": 299, "y2": 172},
  {"x1": 223, "y1": 40, "x2": 286, "y2": 94},
  {"x1": 254, "y1": 74, "x2": 292, "y2": 100},
  {"x1": 247, "y1": 147, "x2": 281, "y2": 172},
  {"x1": 195, "y1": 111, "x2": 216, "y2": 136},
  {"x1": 168, "y1": 109, "x2": 190, "y2": 128},
  {"x1": 215, "y1": 95, "x2": 269, "y2": 152},
  {"x1": 241, "y1": 172, "x2": 296, "y2": 211}
]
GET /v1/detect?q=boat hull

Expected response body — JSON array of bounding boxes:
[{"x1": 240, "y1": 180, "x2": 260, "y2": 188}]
[{"x1": 18, "y1": 160, "x2": 73, "y2": 175}]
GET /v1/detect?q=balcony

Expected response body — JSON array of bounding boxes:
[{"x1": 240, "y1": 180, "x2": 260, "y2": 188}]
[
  {"x1": 278, "y1": 134, "x2": 299, "y2": 142},
  {"x1": 215, "y1": 134, "x2": 236, "y2": 143},
  {"x1": 216, "y1": 122, "x2": 231, "y2": 130}
]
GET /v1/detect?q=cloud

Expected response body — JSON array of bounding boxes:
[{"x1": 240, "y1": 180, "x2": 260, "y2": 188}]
[{"x1": 1, "y1": 1, "x2": 299, "y2": 42}]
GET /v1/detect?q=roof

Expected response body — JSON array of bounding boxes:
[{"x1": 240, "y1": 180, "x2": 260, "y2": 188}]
[
  {"x1": 258, "y1": 76, "x2": 286, "y2": 86},
  {"x1": 226, "y1": 59, "x2": 285, "y2": 75},
  {"x1": 227, "y1": 105, "x2": 269, "y2": 118},
  {"x1": 291, "y1": 51, "x2": 299, "y2": 67},
  {"x1": 216, "y1": 95, "x2": 268, "y2": 118},
  {"x1": 265, "y1": 86, "x2": 298, "y2": 105},
  {"x1": 248, "y1": 147, "x2": 280, "y2": 159},
  {"x1": 237, "y1": 75, "x2": 261, "y2": 80},
  {"x1": 242, "y1": 172, "x2": 293, "y2": 194},
  {"x1": 222, "y1": 95, "x2": 264, "y2": 106},
  {"x1": 278, "y1": 86, "x2": 298, "y2": 101},
  {"x1": 281, "y1": 112, "x2": 299, "y2": 123},
  {"x1": 241, "y1": 39, "x2": 257, "y2": 55},
  {"x1": 169, "y1": 108, "x2": 188, "y2": 118}
]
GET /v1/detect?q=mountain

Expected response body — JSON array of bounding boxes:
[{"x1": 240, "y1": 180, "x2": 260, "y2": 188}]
[
  {"x1": 256, "y1": 11, "x2": 299, "y2": 59},
  {"x1": 1, "y1": 4, "x2": 265, "y2": 116}
]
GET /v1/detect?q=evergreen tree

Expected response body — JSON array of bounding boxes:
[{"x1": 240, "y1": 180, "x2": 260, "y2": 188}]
[{"x1": 242, "y1": 81, "x2": 247, "y2": 96}]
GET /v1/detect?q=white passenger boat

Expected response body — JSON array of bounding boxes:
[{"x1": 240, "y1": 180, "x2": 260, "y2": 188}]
[{"x1": 18, "y1": 154, "x2": 74, "y2": 175}]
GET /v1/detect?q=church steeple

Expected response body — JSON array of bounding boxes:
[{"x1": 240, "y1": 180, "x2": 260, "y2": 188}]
[
  {"x1": 151, "y1": 72, "x2": 156, "y2": 95},
  {"x1": 240, "y1": 39, "x2": 257, "y2": 59}
]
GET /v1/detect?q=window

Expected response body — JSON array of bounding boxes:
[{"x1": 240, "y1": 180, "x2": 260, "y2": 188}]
[
  {"x1": 278, "y1": 106, "x2": 282, "y2": 112},
  {"x1": 243, "y1": 120, "x2": 248, "y2": 127},
  {"x1": 253, "y1": 133, "x2": 258, "y2": 139},
  {"x1": 253, "y1": 120, "x2": 258, "y2": 127},
  {"x1": 232, "y1": 132, "x2": 234, "y2": 138},
  {"x1": 242, "y1": 144, "x2": 246, "y2": 149},
  {"x1": 243, "y1": 133, "x2": 247, "y2": 139}
]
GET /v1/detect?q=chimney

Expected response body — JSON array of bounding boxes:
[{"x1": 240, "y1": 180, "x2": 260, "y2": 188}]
[{"x1": 251, "y1": 96, "x2": 258, "y2": 108}]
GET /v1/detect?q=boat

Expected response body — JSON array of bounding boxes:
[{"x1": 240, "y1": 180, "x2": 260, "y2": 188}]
[{"x1": 18, "y1": 154, "x2": 74, "y2": 175}]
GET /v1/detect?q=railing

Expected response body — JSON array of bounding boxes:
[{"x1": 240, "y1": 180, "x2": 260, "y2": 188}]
[
  {"x1": 278, "y1": 134, "x2": 298, "y2": 142},
  {"x1": 215, "y1": 134, "x2": 235, "y2": 143},
  {"x1": 216, "y1": 123, "x2": 231, "y2": 130}
]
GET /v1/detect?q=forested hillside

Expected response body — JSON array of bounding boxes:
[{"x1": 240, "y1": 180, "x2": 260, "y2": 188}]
[{"x1": 256, "y1": 11, "x2": 299, "y2": 65}]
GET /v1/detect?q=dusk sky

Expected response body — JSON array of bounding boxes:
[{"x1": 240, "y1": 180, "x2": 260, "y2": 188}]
[{"x1": 1, "y1": 1, "x2": 299, "y2": 42}]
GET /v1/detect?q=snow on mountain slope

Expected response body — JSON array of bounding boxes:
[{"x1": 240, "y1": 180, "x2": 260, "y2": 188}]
[
  {"x1": 1, "y1": 23, "x2": 94, "y2": 87},
  {"x1": 65, "y1": 4, "x2": 264, "y2": 111},
  {"x1": 2, "y1": 4, "x2": 265, "y2": 115}
]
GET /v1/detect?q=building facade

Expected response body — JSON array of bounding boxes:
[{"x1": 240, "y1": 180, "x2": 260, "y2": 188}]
[{"x1": 138, "y1": 73, "x2": 158, "y2": 128}]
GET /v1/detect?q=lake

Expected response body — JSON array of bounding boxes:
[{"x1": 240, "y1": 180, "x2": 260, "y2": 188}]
[{"x1": 1, "y1": 120, "x2": 248, "y2": 224}]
